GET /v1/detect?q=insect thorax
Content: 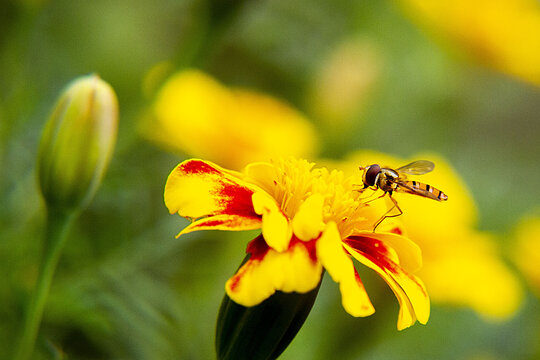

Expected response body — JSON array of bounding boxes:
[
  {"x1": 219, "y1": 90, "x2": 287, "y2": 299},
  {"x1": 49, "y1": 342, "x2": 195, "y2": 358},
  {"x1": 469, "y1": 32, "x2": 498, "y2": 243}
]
[{"x1": 378, "y1": 168, "x2": 399, "y2": 192}]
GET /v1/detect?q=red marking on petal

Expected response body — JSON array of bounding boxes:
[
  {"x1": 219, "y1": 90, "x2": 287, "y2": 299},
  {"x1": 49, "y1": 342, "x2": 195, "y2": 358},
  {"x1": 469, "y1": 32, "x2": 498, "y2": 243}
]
[
  {"x1": 344, "y1": 235, "x2": 397, "y2": 274},
  {"x1": 228, "y1": 236, "x2": 268, "y2": 292},
  {"x1": 352, "y1": 268, "x2": 374, "y2": 312},
  {"x1": 196, "y1": 219, "x2": 227, "y2": 227},
  {"x1": 290, "y1": 236, "x2": 318, "y2": 263},
  {"x1": 191, "y1": 214, "x2": 261, "y2": 229},
  {"x1": 345, "y1": 235, "x2": 429, "y2": 311},
  {"x1": 179, "y1": 160, "x2": 259, "y2": 218},
  {"x1": 203, "y1": 219, "x2": 243, "y2": 227},
  {"x1": 228, "y1": 269, "x2": 243, "y2": 292},
  {"x1": 178, "y1": 160, "x2": 221, "y2": 175},
  {"x1": 245, "y1": 234, "x2": 318, "y2": 263},
  {"x1": 354, "y1": 268, "x2": 362, "y2": 283},
  {"x1": 246, "y1": 234, "x2": 270, "y2": 260},
  {"x1": 390, "y1": 227, "x2": 403, "y2": 235},
  {"x1": 229, "y1": 234, "x2": 321, "y2": 294},
  {"x1": 216, "y1": 184, "x2": 256, "y2": 217}
]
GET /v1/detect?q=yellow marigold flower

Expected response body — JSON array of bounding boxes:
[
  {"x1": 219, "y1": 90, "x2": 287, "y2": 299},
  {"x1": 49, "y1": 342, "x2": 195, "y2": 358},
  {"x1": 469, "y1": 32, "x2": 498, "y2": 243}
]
[
  {"x1": 334, "y1": 150, "x2": 523, "y2": 320},
  {"x1": 398, "y1": 0, "x2": 540, "y2": 86},
  {"x1": 513, "y1": 214, "x2": 540, "y2": 296},
  {"x1": 142, "y1": 69, "x2": 318, "y2": 170},
  {"x1": 165, "y1": 157, "x2": 429, "y2": 330}
]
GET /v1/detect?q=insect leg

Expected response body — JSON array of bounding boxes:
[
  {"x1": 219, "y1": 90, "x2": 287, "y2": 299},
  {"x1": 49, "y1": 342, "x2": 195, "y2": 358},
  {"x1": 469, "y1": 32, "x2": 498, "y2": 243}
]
[
  {"x1": 361, "y1": 190, "x2": 386, "y2": 203},
  {"x1": 373, "y1": 193, "x2": 403, "y2": 232},
  {"x1": 352, "y1": 183, "x2": 366, "y2": 192}
]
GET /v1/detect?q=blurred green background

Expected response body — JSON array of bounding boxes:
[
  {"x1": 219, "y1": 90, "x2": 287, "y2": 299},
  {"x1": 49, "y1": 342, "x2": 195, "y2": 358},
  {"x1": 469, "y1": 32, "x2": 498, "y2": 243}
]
[{"x1": 1, "y1": 0, "x2": 539, "y2": 359}]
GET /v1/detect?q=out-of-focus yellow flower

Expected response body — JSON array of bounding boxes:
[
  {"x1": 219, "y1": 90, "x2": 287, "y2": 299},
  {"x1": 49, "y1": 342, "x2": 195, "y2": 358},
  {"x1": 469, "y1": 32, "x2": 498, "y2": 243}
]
[
  {"x1": 398, "y1": 0, "x2": 540, "y2": 86},
  {"x1": 142, "y1": 69, "x2": 318, "y2": 170},
  {"x1": 309, "y1": 37, "x2": 381, "y2": 125},
  {"x1": 165, "y1": 157, "x2": 430, "y2": 330},
  {"x1": 513, "y1": 213, "x2": 540, "y2": 296},
  {"x1": 333, "y1": 150, "x2": 523, "y2": 320}
]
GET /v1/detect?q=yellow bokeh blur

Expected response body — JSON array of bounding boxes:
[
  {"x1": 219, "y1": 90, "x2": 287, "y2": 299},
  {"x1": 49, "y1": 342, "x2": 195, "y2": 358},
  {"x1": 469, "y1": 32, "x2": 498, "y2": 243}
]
[
  {"x1": 308, "y1": 37, "x2": 381, "y2": 125},
  {"x1": 141, "y1": 69, "x2": 319, "y2": 170},
  {"x1": 399, "y1": 0, "x2": 540, "y2": 86},
  {"x1": 513, "y1": 214, "x2": 540, "y2": 297}
]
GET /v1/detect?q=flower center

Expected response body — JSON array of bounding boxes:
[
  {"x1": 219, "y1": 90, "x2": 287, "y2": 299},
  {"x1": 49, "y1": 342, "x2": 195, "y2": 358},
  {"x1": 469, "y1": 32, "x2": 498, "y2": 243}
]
[{"x1": 249, "y1": 158, "x2": 374, "y2": 238}]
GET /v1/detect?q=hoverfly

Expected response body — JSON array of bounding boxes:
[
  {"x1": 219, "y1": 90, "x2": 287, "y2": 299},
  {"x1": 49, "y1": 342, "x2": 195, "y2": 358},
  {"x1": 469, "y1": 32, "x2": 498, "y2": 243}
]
[{"x1": 358, "y1": 160, "x2": 448, "y2": 230}]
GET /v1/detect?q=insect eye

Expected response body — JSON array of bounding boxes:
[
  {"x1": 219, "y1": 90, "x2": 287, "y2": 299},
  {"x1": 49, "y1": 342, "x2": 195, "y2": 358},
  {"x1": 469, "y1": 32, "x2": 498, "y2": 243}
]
[{"x1": 365, "y1": 164, "x2": 381, "y2": 186}]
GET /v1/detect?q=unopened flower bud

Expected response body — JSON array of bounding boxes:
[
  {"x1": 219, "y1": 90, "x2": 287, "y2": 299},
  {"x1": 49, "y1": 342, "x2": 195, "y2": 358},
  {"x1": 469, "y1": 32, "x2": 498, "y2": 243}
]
[
  {"x1": 37, "y1": 74, "x2": 118, "y2": 210},
  {"x1": 216, "y1": 254, "x2": 322, "y2": 360}
]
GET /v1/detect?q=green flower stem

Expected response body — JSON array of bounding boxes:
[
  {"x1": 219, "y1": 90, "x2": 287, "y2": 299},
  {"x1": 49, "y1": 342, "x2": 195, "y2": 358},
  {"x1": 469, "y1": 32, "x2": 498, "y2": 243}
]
[{"x1": 14, "y1": 206, "x2": 77, "y2": 360}]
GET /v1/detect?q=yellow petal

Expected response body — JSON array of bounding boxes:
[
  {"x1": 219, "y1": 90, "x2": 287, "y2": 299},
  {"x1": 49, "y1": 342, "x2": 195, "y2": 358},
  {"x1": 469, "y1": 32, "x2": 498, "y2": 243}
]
[
  {"x1": 293, "y1": 193, "x2": 326, "y2": 241},
  {"x1": 164, "y1": 159, "x2": 260, "y2": 224},
  {"x1": 243, "y1": 161, "x2": 277, "y2": 194},
  {"x1": 226, "y1": 235, "x2": 323, "y2": 306},
  {"x1": 252, "y1": 191, "x2": 291, "y2": 252},
  {"x1": 344, "y1": 237, "x2": 430, "y2": 329},
  {"x1": 317, "y1": 222, "x2": 375, "y2": 317},
  {"x1": 176, "y1": 214, "x2": 261, "y2": 238},
  {"x1": 351, "y1": 231, "x2": 423, "y2": 273}
]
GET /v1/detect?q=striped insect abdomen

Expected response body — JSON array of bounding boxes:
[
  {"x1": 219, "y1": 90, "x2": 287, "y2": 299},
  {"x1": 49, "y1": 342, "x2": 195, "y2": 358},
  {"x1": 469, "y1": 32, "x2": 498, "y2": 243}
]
[{"x1": 403, "y1": 180, "x2": 448, "y2": 201}]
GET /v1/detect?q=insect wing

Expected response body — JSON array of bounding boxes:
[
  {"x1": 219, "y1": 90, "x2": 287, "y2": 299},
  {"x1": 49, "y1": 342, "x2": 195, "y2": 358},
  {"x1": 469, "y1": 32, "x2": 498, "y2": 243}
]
[{"x1": 396, "y1": 160, "x2": 435, "y2": 175}]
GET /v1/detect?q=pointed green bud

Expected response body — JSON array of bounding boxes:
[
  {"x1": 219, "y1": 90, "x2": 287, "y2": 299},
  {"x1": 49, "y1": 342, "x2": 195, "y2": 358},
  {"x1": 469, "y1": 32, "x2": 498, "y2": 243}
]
[
  {"x1": 216, "y1": 256, "x2": 322, "y2": 360},
  {"x1": 37, "y1": 74, "x2": 118, "y2": 211}
]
